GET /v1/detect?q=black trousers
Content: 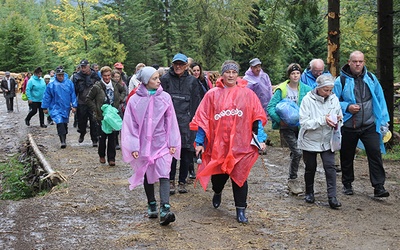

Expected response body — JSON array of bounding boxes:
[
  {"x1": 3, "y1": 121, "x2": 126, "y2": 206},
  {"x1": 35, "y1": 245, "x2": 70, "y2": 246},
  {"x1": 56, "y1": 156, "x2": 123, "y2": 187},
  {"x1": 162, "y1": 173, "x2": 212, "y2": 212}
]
[
  {"x1": 26, "y1": 102, "x2": 44, "y2": 125},
  {"x1": 340, "y1": 124, "x2": 386, "y2": 188},
  {"x1": 211, "y1": 174, "x2": 248, "y2": 208},
  {"x1": 170, "y1": 148, "x2": 193, "y2": 184},
  {"x1": 77, "y1": 104, "x2": 98, "y2": 142},
  {"x1": 98, "y1": 129, "x2": 117, "y2": 162},
  {"x1": 56, "y1": 123, "x2": 68, "y2": 135},
  {"x1": 5, "y1": 96, "x2": 14, "y2": 111},
  {"x1": 303, "y1": 150, "x2": 337, "y2": 198}
]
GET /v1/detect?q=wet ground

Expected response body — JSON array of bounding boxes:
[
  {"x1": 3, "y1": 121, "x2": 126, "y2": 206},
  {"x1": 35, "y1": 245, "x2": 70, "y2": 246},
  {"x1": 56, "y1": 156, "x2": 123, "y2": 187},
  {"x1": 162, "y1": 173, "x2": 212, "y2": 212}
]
[{"x1": 0, "y1": 94, "x2": 400, "y2": 249}]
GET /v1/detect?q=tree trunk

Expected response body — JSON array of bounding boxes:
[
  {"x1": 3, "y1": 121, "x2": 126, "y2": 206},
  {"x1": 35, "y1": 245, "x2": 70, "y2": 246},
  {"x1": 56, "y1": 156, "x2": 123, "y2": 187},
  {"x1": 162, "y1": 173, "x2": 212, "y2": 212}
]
[
  {"x1": 327, "y1": 0, "x2": 340, "y2": 77},
  {"x1": 377, "y1": 0, "x2": 394, "y2": 134}
]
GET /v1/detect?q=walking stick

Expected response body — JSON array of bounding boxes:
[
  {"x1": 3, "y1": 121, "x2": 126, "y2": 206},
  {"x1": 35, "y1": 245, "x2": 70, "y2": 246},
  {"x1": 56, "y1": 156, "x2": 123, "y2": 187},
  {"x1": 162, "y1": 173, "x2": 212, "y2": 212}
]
[{"x1": 15, "y1": 95, "x2": 19, "y2": 113}]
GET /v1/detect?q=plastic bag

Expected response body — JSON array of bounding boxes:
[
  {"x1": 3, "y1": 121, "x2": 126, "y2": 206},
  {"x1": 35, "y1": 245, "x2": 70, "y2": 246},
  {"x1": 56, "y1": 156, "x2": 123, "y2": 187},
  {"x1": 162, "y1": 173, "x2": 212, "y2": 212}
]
[
  {"x1": 275, "y1": 99, "x2": 299, "y2": 126},
  {"x1": 21, "y1": 93, "x2": 28, "y2": 101},
  {"x1": 101, "y1": 104, "x2": 122, "y2": 134},
  {"x1": 330, "y1": 127, "x2": 342, "y2": 152}
]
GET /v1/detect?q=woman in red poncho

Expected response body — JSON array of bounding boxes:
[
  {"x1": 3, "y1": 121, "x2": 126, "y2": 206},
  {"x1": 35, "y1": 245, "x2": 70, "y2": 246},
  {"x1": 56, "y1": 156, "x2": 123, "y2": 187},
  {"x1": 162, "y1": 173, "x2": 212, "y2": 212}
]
[{"x1": 189, "y1": 60, "x2": 267, "y2": 223}]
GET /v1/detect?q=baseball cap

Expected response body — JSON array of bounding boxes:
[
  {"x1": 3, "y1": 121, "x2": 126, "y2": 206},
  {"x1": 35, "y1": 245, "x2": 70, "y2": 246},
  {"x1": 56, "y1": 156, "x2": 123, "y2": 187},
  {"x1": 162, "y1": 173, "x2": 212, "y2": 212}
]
[
  {"x1": 172, "y1": 53, "x2": 188, "y2": 63},
  {"x1": 114, "y1": 62, "x2": 124, "y2": 69},
  {"x1": 80, "y1": 59, "x2": 89, "y2": 66},
  {"x1": 44, "y1": 74, "x2": 51, "y2": 79},
  {"x1": 249, "y1": 58, "x2": 262, "y2": 67},
  {"x1": 55, "y1": 66, "x2": 65, "y2": 75},
  {"x1": 5, "y1": 71, "x2": 10, "y2": 76}
]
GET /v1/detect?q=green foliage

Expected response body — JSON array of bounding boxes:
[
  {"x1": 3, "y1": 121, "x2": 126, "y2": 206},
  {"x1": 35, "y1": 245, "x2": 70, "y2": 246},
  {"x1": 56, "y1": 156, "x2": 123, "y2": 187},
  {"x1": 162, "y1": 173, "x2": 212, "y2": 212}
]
[
  {"x1": 0, "y1": 12, "x2": 46, "y2": 72},
  {"x1": 0, "y1": 155, "x2": 34, "y2": 200}
]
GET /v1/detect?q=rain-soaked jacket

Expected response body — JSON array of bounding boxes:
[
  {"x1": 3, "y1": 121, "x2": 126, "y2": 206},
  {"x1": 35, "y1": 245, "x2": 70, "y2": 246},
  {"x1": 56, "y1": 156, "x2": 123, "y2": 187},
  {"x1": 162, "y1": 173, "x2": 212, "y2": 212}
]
[
  {"x1": 121, "y1": 84, "x2": 181, "y2": 190},
  {"x1": 41, "y1": 74, "x2": 77, "y2": 124},
  {"x1": 189, "y1": 77, "x2": 267, "y2": 190},
  {"x1": 243, "y1": 68, "x2": 272, "y2": 114}
]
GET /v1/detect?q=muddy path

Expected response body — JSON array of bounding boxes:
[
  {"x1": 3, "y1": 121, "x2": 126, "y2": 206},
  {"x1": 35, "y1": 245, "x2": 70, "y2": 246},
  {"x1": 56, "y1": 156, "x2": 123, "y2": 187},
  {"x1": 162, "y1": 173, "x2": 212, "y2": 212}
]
[{"x1": 0, "y1": 94, "x2": 399, "y2": 249}]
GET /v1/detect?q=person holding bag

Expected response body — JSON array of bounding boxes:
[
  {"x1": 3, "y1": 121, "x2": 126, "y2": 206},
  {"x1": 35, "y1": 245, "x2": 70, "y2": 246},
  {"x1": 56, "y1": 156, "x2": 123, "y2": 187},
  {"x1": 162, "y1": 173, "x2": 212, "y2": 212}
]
[
  {"x1": 86, "y1": 66, "x2": 126, "y2": 166},
  {"x1": 298, "y1": 75, "x2": 343, "y2": 209}
]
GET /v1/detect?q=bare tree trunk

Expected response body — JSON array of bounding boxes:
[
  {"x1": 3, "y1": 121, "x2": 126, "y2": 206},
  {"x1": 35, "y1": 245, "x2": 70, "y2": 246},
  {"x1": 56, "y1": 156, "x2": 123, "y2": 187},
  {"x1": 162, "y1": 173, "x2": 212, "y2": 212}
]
[
  {"x1": 327, "y1": 0, "x2": 340, "y2": 77},
  {"x1": 377, "y1": 0, "x2": 394, "y2": 134}
]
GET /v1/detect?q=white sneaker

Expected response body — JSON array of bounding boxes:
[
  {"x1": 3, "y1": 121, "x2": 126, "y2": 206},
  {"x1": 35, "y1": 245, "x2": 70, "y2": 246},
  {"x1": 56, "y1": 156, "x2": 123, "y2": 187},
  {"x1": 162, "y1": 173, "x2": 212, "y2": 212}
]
[{"x1": 288, "y1": 179, "x2": 303, "y2": 195}]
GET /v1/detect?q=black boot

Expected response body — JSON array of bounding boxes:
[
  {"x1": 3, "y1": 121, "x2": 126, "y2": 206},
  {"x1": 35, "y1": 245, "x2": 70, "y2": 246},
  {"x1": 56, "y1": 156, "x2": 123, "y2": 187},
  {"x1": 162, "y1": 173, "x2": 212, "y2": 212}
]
[
  {"x1": 212, "y1": 192, "x2": 222, "y2": 208},
  {"x1": 236, "y1": 207, "x2": 248, "y2": 224},
  {"x1": 59, "y1": 135, "x2": 66, "y2": 148}
]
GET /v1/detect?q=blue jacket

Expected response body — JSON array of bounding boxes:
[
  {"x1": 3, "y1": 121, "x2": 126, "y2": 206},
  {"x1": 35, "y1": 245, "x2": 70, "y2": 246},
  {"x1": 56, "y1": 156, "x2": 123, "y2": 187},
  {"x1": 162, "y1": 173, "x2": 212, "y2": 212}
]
[
  {"x1": 42, "y1": 74, "x2": 77, "y2": 124},
  {"x1": 26, "y1": 75, "x2": 46, "y2": 102},
  {"x1": 300, "y1": 69, "x2": 332, "y2": 89},
  {"x1": 333, "y1": 65, "x2": 389, "y2": 153}
]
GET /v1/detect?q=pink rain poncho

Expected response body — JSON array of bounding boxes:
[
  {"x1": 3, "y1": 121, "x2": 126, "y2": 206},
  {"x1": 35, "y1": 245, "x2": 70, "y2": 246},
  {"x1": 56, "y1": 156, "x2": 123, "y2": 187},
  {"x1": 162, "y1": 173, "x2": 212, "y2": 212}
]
[{"x1": 121, "y1": 84, "x2": 181, "y2": 190}]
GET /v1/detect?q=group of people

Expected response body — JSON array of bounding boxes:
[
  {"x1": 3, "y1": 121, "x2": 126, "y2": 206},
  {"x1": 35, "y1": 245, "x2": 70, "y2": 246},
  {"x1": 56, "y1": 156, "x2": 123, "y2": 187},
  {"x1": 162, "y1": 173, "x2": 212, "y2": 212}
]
[{"x1": 1, "y1": 49, "x2": 390, "y2": 226}]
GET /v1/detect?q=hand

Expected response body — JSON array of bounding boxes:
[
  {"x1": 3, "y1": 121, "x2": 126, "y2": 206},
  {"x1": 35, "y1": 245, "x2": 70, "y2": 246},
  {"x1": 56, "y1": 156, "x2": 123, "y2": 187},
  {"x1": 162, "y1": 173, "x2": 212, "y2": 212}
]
[
  {"x1": 260, "y1": 142, "x2": 266, "y2": 151},
  {"x1": 43, "y1": 109, "x2": 48, "y2": 114},
  {"x1": 348, "y1": 104, "x2": 360, "y2": 114},
  {"x1": 131, "y1": 151, "x2": 139, "y2": 159},
  {"x1": 325, "y1": 115, "x2": 337, "y2": 128},
  {"x1": 71, "y1": 107, "x2": 76, "y2": 113},
  {"x1": 28, "y1": 100, "x2": 32, "y2": 104},
  {"x1": 195, "y1": 145, "x2": 204, "y2": 156},
  {"x1": 169, "y1": 147, "x2": 176, "y2": 155}
]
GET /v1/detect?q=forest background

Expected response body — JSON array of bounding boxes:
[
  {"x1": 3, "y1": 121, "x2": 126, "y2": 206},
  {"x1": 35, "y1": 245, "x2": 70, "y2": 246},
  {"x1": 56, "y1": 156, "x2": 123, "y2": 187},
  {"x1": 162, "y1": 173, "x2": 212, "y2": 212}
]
[{"x1": 0, "y1": 0, "x2": 399, "y2": 85}]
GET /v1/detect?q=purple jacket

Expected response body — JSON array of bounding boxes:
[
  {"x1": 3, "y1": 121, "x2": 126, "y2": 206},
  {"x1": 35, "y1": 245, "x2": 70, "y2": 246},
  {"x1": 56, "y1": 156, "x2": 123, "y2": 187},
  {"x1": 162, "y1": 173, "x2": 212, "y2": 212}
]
[
  {"x1": 121, "y1": 84, "x2": 181, "y2": 190},
  {"x1": 243, "y1": 68, "x2": 272, "y2": 114}
]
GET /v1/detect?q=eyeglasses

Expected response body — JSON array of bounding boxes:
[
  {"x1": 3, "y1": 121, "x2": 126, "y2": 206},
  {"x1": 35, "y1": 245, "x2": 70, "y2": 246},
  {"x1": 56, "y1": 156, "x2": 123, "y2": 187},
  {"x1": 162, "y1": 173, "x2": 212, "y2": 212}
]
[{"x1": 173, "y1": 62, "x2": 187, "y2": 67}]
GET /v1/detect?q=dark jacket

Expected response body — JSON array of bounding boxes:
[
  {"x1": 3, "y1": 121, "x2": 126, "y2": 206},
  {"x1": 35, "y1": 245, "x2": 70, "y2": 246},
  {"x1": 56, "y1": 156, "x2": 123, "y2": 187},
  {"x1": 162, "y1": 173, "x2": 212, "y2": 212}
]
[
  {"x1": 1, "y1": 77, "x2": 17, "y2": 98},
  {"x1": 72, "y1": 69, "x2": 101, "y2": 105},
  {"x1": 161, "y1": 68, "x2": 201, "y2": 149},
  {"x1": 86, "y1": 79, "x2": 126, "y2": 122}
]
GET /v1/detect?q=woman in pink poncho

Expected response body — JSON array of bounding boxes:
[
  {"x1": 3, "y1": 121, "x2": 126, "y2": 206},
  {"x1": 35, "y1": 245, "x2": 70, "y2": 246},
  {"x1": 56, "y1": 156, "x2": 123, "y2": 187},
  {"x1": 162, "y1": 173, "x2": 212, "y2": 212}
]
[{"x1": 121, "y1": 66, "x2": 181, "y2": 226}]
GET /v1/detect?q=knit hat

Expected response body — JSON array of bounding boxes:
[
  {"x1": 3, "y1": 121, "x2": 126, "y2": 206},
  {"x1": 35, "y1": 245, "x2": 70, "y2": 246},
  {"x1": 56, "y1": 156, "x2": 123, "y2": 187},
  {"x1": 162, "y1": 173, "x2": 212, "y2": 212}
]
[
  {"x1": 316, "y1": 74, "x2": 335, "y2": 89},
  {"x1": 137, "y1": 66, "x2": 157, "y2": 85}
]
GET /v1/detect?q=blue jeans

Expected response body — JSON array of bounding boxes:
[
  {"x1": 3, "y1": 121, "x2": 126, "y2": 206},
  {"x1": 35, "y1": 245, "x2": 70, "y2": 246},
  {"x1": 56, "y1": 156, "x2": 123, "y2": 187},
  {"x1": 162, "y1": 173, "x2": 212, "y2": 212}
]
[{"x1": 280, "y1": 127, "x2": 302, "y2": 179}]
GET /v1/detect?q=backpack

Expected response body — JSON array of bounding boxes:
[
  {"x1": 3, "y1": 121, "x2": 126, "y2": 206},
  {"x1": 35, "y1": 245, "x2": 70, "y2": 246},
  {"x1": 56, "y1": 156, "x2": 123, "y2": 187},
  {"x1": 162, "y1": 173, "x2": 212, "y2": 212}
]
[{"x1": 340, "y1": 71, "x2": 374, "y2": 90}]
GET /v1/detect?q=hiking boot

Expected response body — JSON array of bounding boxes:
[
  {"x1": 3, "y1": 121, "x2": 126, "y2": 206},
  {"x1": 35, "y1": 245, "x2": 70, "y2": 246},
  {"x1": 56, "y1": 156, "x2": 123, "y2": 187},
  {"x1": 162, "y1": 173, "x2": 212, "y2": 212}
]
[
  {"x1": 343, "y1": 183, "x2": 354, "y2": 195},
  {"x1": 328, "y1": 197, "x2": 342, "y2": 209},
  {"x1": 305, "y1": 193, "x2": 315, "y2": 203},
  {"x1": 188, "y1": 169, "x2": 196, "y2": 179},
  {"x1": 159, "y1": 204, "x2": 175, "y2": 226},
  {"x1": 170, "y1": 181, "x2": 176, "y2": 195},
  {"x1": 99, "y1": 157, "x2": 106, "y2": 164},
  {"x1": 109, "y1": 161, "x2": 116, "y2": 166},
  {"x1": 288, "y1": 178, "x2": 303, "y2": 195},
  {"x1": 374, "y1": 186, "x2": 390, "y2": 198},
  {"x1": 78, "y1": 134, "x2": 84, "y2": 143},
  {"x1": 178, "y1": 182, "x2": 188, "y2": 193},
  {"x1": 115, "y1": 144, "x2": 121, "y2": 150},
  {"x1": 92, "y1": 140, "x2": 98, "y2": 147},
  {"x1": 147, "y1": 201, "x2": 158, "y2": 218}
]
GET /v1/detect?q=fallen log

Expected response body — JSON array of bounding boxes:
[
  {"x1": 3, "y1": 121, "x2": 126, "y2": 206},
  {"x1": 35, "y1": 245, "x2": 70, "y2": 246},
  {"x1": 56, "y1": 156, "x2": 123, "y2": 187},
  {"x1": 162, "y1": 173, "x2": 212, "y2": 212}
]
[{"x1": 27, "y1": 133, "x2": 67, "y2": 185}]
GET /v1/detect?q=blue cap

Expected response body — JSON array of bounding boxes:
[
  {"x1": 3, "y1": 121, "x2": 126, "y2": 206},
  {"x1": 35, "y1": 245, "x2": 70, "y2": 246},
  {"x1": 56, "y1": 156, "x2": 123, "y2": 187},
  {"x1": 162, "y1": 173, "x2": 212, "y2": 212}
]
[{"x1": 172, "y1": 53, "x2": 188, "y2": 63}]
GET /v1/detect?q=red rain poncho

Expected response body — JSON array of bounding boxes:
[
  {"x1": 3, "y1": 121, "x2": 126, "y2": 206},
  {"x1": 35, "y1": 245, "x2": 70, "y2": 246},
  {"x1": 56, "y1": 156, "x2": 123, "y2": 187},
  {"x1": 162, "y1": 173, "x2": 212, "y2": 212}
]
[{"x1": 190, "y1": 77, "x2": 267, "y2": 190}]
